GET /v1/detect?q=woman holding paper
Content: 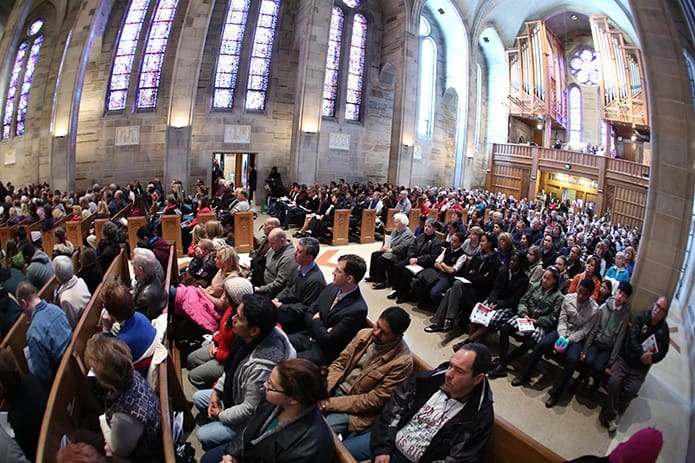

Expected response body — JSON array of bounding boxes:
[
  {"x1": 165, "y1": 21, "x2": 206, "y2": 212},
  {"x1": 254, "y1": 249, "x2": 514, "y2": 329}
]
[{"x1": 488, "y1": 266, "x2": 564, "y2": 379}]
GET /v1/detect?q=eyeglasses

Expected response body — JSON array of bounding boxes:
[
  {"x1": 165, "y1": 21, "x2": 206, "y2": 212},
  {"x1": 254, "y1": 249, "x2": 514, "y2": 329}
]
[{"x1": 263, "y1": 378, "x2": 287, "y2": 394}]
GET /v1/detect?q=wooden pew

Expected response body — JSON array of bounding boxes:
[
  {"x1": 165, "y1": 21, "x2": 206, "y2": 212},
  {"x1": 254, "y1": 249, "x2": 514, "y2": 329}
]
[
  {"x1": 161, "y1": 214, "x2": 183, "y2": 257},
  {"x1": 427, "y1": 208, "x2": 440, "y2": 220},
  {"x1": 41, "y1": 216, "x2": 69, "y2": 256},
  {"x1": 65, "y1": 213, "x2": 95, "y2": 251},
  {"x1": 330, "y1": 209, "x2": 351, "y2": 246},
  {"x1": 95, "y1": 203, "x2": 133, "y2": 243},
  {"x1": 0, "y1": 313, "x2": 29, "y2": 374},
  {"x1": 444, "y1": 208, "x2": 458, "y2": 224},
  {"x1": 233, "y1": 211, "x2": 255, "y2": 253},
  {"x1": 196, "y1": 212, "x2": 217, "y2": 225},
  {"x1": 359, "y1": 208, "x2": 376, "y2": 244},
  {"x1": 127, "y1": 216, "x2": 148, "y2": 259},
  {"x1": 408, "y1": 208, "x2": 421, "y2": 232},
  {"x1": 35, "y1": 249, "x2": 130, "y2": 463},
  {"x1": 384, "y1": 208, "x2": 398, "y2": 234},
  {"x1": 334, "y1": 319, "x2": 565, "y2": 463},
  {"x1": 0, "y1": 218, "x2": 28, "y2": 249}
]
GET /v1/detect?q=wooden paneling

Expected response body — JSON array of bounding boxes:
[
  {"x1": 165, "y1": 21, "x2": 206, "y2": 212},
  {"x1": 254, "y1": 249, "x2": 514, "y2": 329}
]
[
  {"x1": 490, "y1": 164, "x2": 526, "y2": 199},
  {"x1": 608, "y1": 185, "x2": 646, "y2": 230}
]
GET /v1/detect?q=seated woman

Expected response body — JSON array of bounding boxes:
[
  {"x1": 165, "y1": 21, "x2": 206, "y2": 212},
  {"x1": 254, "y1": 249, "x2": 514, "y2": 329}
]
[
  {"x1": 100, "y1": 279, "x2": 158, "y2": 379},
  {"x1": 76, "y1": 247, "x2": 104, "y2": 294},
  {"x1": 84, "y1": 335, "x2": 162, "y2": 461},
  {"x1": 172, "y1": 246, "x2": 241, "y2": 334},
  {"x1": 187, "y1": 223, "x2": 208, "y2": 257},
  {"x1": 568, "y1": 255, "x2": 602, "y2": 301},
  {"x1": 525, "y1": 245, "x2": 544, "y2": 285},
  {"x1": 200, "y1": 358, "x2": 335, "y2": 463},
  {"x1": 187, "y1": 277, "x2": 254, "y2": 389},
  {"x1": 605, "y1": 251, "x2": 630, "y2": 283},
  {"x1": 180, "y1": 238, "x2": 218, "y2": 287},
  {"x1": 52, "y1": 227, "x2": 74, "y2": 258}
]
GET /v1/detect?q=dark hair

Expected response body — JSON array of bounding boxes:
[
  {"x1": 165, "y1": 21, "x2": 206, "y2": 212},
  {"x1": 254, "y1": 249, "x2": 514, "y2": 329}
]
[
  {"x1": 101, "y1": 280, "x2": 135, "y2": 320},
  {"x1": 457, "y1": 342, "x2": 493, "y2": 376},
  {"x1": 482, "y1": 231, "x2": 498, "y2": 249},
  {"x1": 275, "y1": 358, "x2": 328, "y2": 405},
  {"x1": 453, "y1": 231, "x2": 467, "y2": 244},
  {"x1": 20, "y1": 242, "x2": 35, "y2": 260},
  {"x1": 617, "y1": 281, "x2": 633, "y2": 296},
  {"x1": 298, "y1": 236, "x2": 320, "y2": 259},
  {"x1": 0, "y1": 348, "x2": 20, "y2": 401},
  {"x1": 136, "y1": 225, "x2": 153, "y2": 240},
  {"x1": 241, "y1": 294, "x2": 278, "y2": 337},
  {"x1": 338, "y1": 254, "x2": 367, "y2": 283},
  {"x1": 16, "y1": 226, "x2": 26, "y2": 240},
  {"x1": 579, "y1": 278, "x2": 596, "y2": 293},
  {"x1": 380, "y1": 306, "x2": 411, "y2": 336}
]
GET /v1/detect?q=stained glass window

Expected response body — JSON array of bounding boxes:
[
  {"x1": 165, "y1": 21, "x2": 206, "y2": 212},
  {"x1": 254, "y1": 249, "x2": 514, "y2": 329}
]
[
  {"x1": 569, "y1": 48, "x2": 599, "y2": 86},
  {"x1": 245, "y1": 0, "x2": 281, "y2": 111},
  {"x1": 2, "y1": 18, "x2": 44, "y2": 140},
  {"x1": 569, "y1": 86, "x2": 582, "y2": 144},
  {"x1": 136, "y1": 0, "x2": 180, "y2": 109},
  {"x1": 418, "y1": 17, "x2": 435, "y2": 137},
  {"x1": 342, "y1": 0, "x2": 359, "y2": 7},
  {"x1": 322, "y1": 7, "x2": 344, "y2": 117},
  {"x1": 15, "y1": 35, "x2": 44, "y2": 136},
  {"x1": 107, "y1": 0, "x2": 153, "y2": 110},
  {"x1": 344, "y1": 13, "x2": 366, "y2": 121},
  {"x1": 212, "y1": 0, "x2": 251, "y2": 109},
  {"x1": 2, "y1": 42, "x2": 27, "y2": 140}
]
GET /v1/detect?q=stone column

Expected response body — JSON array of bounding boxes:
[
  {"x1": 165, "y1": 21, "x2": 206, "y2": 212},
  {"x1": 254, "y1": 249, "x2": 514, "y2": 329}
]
[
  {"x1": 48, "y1": 0, "x2": 115, "y2": 192},
  {"x1": 289, "y1": 0, "x2": 332, "y2": 185},
  {"x1": 165, "y1": 0, "x2": 215, "y2": 192}
]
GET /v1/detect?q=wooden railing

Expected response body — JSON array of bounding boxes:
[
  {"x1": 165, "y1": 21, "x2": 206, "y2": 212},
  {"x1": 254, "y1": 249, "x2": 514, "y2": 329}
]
[{"x1": 492, "y1": 143, "x2": 650, "y2": 180}]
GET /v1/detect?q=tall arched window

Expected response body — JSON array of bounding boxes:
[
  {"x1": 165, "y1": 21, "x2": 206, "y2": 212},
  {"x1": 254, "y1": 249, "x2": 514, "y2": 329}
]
[
  {"x1": 2, "y1": 19, "x2": 45, "y2": 139},
  {"x1": 418, "y1": 17, "x2": 436, "y2": 137},
  {"x1": 245, "y1": 0, "x2": 281, "y2": 111},
  {"x1": 212, "y1": 0, "x2": 281, "y2": 111},
  {"x1": 568, "y1": 86, "x2": 582, "y2": 144},
  {"x1": 321, "y1": 1, "x2": 368, "y2": 121},
  {"x1": 106, "y1": 0, "x2": 181, "y2": 111}
]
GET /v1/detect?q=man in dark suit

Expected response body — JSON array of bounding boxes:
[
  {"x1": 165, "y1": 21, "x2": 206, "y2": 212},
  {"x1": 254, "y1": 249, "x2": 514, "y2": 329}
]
[
  {"x1": 289, "y1": 254, "x2": 368, "y2": 365},
  {"x1": 271, "y1": 236, "x2": 326, "y2": 333}
]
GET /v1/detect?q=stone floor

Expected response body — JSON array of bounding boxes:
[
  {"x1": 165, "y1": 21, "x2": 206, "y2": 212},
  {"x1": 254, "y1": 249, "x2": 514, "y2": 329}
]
[{"x1": 178, "y1": 211, "x2": 688, "y2": 462}]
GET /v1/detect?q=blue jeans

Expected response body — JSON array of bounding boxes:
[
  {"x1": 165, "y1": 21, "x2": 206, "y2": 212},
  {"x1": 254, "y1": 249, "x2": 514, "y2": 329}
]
[
  {"x1": 342, "y1": 432, "x2": 410, "y2": 463},
  {"x1": 325, "y1": 388, "x2": 350, "y2": 435},
  {"x1": 192, "y1": 389, "x2": 238, "y2": 450}
]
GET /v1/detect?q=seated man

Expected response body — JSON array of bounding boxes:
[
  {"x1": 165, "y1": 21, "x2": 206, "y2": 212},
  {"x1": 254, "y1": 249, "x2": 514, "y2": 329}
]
[
  {"x1": 254, "y1": 228, "x2": 295, "y2": 298},
  {"x1": 271, "y1": 236, "x2": 326, "y2": 333},
  {"x1": 132, "y1": 248, "x2": 167, "y2": 320},
  {"x1": 511, "y1": 278, "x2": 599, "y2": 408},
  {"x1": 576, "y1": 281, "x2": 632, "y2": 393},
  {"x1": 600, "y1": 295, "x2": 670, "y2": 433},
  {"x1": 53, "y1": 255, "x2": 92, "y2": 328},
  {"x1": 289, "y1": 254, "x2": 368, "y2": 365},
  {"x1": 16, "y1": 281, "x2": 72, "y2": 389},
  {"x1": 247, "y1": 217, "x2": 280, "y2": 287},
  {"x1": 322, "y1": 307, "x2": 413, "y2": 435},
  {"x1": 365, "y1": 213, "x2": 414, "y2": 289},
  {"x1": 192, "y1": 294, "x2": 295, "y2": 449},
  {"x1": 343, "y1": 343, "x2": 494, "y2": 462}
]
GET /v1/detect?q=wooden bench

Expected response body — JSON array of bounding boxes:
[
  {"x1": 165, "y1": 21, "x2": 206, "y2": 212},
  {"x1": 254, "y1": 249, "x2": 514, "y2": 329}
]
[
  {"x1": 384, "y1": 208, "x2": 398, "y2": 234},
  {"x1": 333, "y1": 318, "x2": 565, "y2": 463},
  {"x1": 35, "y1": 249, "x2": 131, "y2": 463},
  {"x1": 233, "y1": 211, "x2": 255, "y2": 253},
  {"x1": 127, "y1": 216, "x2": 148, "y2": 259},
  {"x1": 330, "y1": 209, "x2": 351, "y2": 246},
  {"x1": 196, "y1": 212, "x2": 217, "y2": 225},
  {"x1": 41, "y1": 216, "x2": 69, "y2": 256},
  {"x1": 444, "y1": 208, "x2": 458, "y2": 224},
  {"x1": 65, "y1": 213, "x2": 95, "y2": 251},
  {"x1": 0, "y1": 218, "x2": 28, "y2": 249},
  {"x1": 95, "y1": 203, "x2": 133, "y2": 243},
  {"x1": 408, "y1": 208, "x2": 421, "y2": 233},
  {"x1": 427, "y1": 208, "x2": 440, "y2": 220},
  {"x1": 161, "y1": 214, "x2": 183, "y2": 257},
  {"x1": 358, "y1": 208, "x2": 376, "y2": 244}
]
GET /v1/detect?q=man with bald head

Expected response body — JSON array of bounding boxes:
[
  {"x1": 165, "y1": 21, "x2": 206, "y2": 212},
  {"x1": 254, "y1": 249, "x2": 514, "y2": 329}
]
[
  {"x1": 600, "y1": 295, "x2": 670, "y2": 434},
  {"x1": 254, "y1": 227, "x2": 295, "y2": 297},
  {"x1": 248, "y1": 217, "x2": 280, "y2": 287}
]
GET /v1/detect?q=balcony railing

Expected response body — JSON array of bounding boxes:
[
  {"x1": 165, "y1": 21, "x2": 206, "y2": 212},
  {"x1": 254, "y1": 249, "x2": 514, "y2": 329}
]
[{"x1": 491, "y1": 143, "x2": 650, "y2": 180}]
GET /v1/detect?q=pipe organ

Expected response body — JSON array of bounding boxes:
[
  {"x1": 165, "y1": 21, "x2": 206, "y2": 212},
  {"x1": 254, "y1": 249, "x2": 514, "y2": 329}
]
[
  {"x1": 590, "y1": 16, "x2": 649, "y2": 127},
  {"x1": 507, "y1": 20, "x2": 567, "y2": 128}
]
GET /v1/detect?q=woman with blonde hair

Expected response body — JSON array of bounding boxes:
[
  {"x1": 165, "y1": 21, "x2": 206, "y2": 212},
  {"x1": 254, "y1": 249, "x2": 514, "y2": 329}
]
[
  {"x1": 187, "y1": 223, "x2": 208, "y2": 257},
  {"x1": 84, "y1": 335, "x2": 161, "y2": 461},
  {"x1": 205, "y1": 220, "x2": 228, "y2": 249}
]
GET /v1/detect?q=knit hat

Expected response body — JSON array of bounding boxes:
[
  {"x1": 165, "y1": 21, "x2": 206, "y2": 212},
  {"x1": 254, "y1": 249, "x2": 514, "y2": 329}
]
[
  {"x1": 224, "y1": 277, "x2": 253, "y2": 306},
  {"x1": 608, "y1": 427, "x2": 663, "y2": 463}
]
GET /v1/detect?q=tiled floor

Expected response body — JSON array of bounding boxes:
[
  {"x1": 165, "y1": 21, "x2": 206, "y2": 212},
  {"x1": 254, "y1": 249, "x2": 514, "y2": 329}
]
[{"x1": 180, "y1": 212, "x2": 688, "y2": 462}]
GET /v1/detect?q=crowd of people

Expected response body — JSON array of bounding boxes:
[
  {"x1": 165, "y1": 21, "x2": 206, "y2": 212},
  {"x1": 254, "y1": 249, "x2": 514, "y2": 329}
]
[{"x1": 0, "y1": 176, "x2": 667, "y2": 463}]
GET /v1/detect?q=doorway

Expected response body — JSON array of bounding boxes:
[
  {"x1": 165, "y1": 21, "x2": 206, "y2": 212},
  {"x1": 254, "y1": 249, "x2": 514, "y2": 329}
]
[{"x1": 213, "y1": 152, "x2": 256, "y2": 191}]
